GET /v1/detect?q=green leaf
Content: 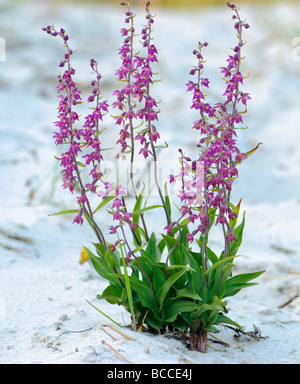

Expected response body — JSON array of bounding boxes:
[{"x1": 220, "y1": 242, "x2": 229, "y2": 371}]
[
  {"x1": 145, "y1": 232, "x2": 162, "y2": 262},
  {"x1": 162, "y1": 234, "x2": 186, "y2": 267},
  {"x1": 100, "y1": 284, "x2": 122, "y2": 304},
  {"x1": 157, "y1": 237, "x2": 167, "y2": 254},
  {"x1": 132, "y1": 189, "x2": 145, "y2": 246},
  {"x1": 175, "y1": 288, "x2": 202, "y2": 301},
  {"x1": 133, "y1": 226, "x2": 147, "y2": 247},
  {"x1": 166, "y1": 265, "x2": 195, "y2": 273},
  {"x1": 164, "y1": 182, "x2": 172, "y2": 222},
  {"x1": 230, "y1": 211, "x2": 245, "y2": 256},
  {"x1": 158, "y1": 269, "x2": 187, "y2": 308},
  {"x1": 131, "y1": 256, "x2": 152, "y2": 284},
  {"x1": 162, "y1": 234, "x2": 178, "y2": 250},
  {"x1": 144, "y1": 311, "x2": 162, "y2": 330},
  {"x1": 208, "y1": 207, "x2": 217, "y2": 232},
  {"x1": 105, "y1": 249, "x2": 117, "y2": 268},
  {"x1": 149, "y1": 263, "x2": 166, "y2": 295},
  {"x1": 215, "y1": 314, "x2": 242, "y2": 329},
  {"x1": 140, "y1": 249, "x2": 156, "y2": 265},
  {"x1": 49, "y1": 209, "x2": 78, "y2": 216},
  {"x1": 179, "y1": 217, "x2": 190, "y2": 228},
  {"x1": 181, "y1": 245, "x2": 201, "y2": 272},
  {"x1": 93, "y1": 242, "x2": 106, "y2": 258},
  {"x1": 227, "y1": 270, "x2": 265, "y2": 286},
  {"x1": 213, "y1": 263, "x2": 235, "y2": 299},
  {"x1": 181, "y1": 245, "x2": 202, "y2": 293},
  {"x1": 243, "y1": 142, "x2": 263, "y2": 162},
  {"x1": 114, "y1": 274, "x2": 159, "y2": 314},
  {"x1": 94, "y1": 195, "x2": 115, "y2": 214},
  {"x1": 132, "y1": 243, "x2": 146, "y2": 254},
  {"x1": 76, "y1": 161, "x2": 86, "y2": 168},
  {"x1": 190, "y1": 303, "x2": 216, "y2": 321},
  {"x1": 132, "y1": 205, "x2": 163, "y2": 216},
  {"x1": 179, "y1": 224, "x2": 189, "y2": 247},
  {"x1": 119, "y1": 238, "x2": 136, "y2": 329},
  {"x1": 164, "y1": 300, "x2": 200, "y2": 323},
  {"x1": 224, "y1": 270, "x2": 265, "y2": 298},
  {"x1": 85, "y1": 299, "x2": 124, "y2": 328},
  {"x1": 82, "y1": 211, "x2": 95, "y2": 233},
  {"x1": 204, "y1": 255, "x2": 236, "y2": 277},
  {"x1": 190, "y1": 296, "x2": 226, "y2": 321},
  {"x1": 132, "y1": 188, "x2": 145, "y2": 226},
  {"x1": 228, "y1": 198, "x2": 242, "y2": 229},
  {"x1": 85, "y1": 247, "x2": 123, "y2": 290}
]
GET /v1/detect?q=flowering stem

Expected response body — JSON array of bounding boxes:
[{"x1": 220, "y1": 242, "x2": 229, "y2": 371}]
[
  {"x1": 215, "y1": 3, "x2": 246, "y2": 296},
  {"x1": 59, "y1": 31, "x2": 107, "y2": 249},
  {"x1": 126, "y1": 6, "x2": 150, "y2": 242},
  {"x1": 145, "y1": 5, "x2": 171, "y2": 226},
  {"x1": 119, "y1": 222, "x2": 160, "y2": 312}
]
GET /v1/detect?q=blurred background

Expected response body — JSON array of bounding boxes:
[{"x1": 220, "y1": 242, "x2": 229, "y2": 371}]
[
  {"x1": 1, "y1": 0, "x2": 300, "y2": 221},
  {"x1": 42, "y1": 0, "x2": 281, "y2": 7}
]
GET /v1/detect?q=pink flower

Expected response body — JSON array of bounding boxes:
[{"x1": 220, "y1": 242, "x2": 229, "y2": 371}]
[
  {"x1": 112, "y1": 198, "x2": 123, "y2": 209},
  {"x1": 139, "y1": 147, "x2": 151, "y2": 159},
  {"x1": 186, "y1": 233, "x2": 194, "y2": 243},
  {"x1": 108, "y1": 226, "x2": 118, "y2": 234},
  {"x1": 186, "y1": 81, "x2": 195, "y2": 91},
  {"x1": 113, "y1": 211, "x2": 123, "y2": 221},
  {"x1": 116, "y1": 185, "x2": 127, "y2": 196},
  {"x1": 73, "y1": 214, "x2": 83, "y2": 225}
]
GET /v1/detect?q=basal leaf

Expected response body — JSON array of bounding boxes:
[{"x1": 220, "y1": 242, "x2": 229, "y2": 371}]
[
  {"x1": 145, "y1": 232, "x2": 162, "y2": 262},
  {"x1": 166, "y1": 265, "x2": 195, "y2": 272},
  {"x1": 181, "y1": 245, "x2": 202, "y2": 293},
  {"x1": 226, "y1": 270, "x2": 265, "y2": 286},
  {"x1": 100, "y1": 284, "x2": 122, "y2": 304},
  {"x1": 190, "y1": 296, "x2": 226, "y2": 321},
  {"x1": 114, "y1": 274, "x2": 159, "y2": 314},
  {"x1": 175, "y1": 288, "x2": 202, "y2": 301},
  {"x1": 224, "y1": 270, "x2": 265, "y2": 298},
  {"x1": 158, "y1": 269, "x2": 187, "y2": 308},
  {"x1": 164, "y1": 300, "x2": 200, "y2": 323},
  {"x1": 85, "y1": 247, "x2": 123, "y2": 290},
  {"x1": 204, "y1": 255, "x2": 236, "y2": 277},
  {"x1": 215, "y1": 314, "x2": 242, "y2": 329}
]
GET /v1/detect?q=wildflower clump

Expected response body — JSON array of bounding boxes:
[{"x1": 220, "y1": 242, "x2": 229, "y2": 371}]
[{"x1": 43, "y1": 1, "x2": 264, "y2": 353}]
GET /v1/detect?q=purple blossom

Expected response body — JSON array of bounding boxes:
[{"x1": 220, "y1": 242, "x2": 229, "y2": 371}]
[
  {"x1": 112, "y1": 198, "x2": 123, "y2": 209},
  {"x1": 42, "y1": 26, "x2": 110, "y2": 229},
  {"x1": 108, "y1": 226, "x2": 118, "y2": 234},
  {"x1": 113, "y1": 1, "x2": 163, "y2": 164},
  {"x1": 173, "y1": 2, "x2": 251, "y2": 246}
]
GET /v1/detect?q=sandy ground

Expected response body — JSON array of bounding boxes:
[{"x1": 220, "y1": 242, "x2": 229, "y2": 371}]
[{"x1": 1, "y1": 0, "x2": 300, "y2": 364}]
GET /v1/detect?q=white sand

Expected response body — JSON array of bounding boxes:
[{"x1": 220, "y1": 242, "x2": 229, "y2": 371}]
[{"x1": 1, "y1": 0, "x2": 300, "y2": 364}]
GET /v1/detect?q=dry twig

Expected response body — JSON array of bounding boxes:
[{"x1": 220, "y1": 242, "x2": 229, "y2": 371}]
[{"x1": 102, "y1": 340, "x2": 133, "y2": 364}]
